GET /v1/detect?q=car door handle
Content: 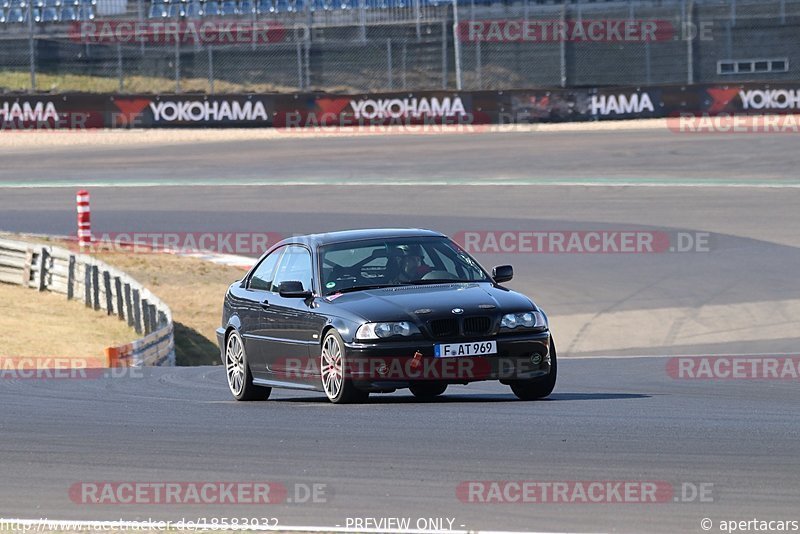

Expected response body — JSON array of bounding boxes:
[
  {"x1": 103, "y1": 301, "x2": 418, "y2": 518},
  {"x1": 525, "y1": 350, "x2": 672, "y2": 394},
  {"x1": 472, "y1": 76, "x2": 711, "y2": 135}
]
[{"x1": 260, "y1": 299, "x2": 270, "y2": 309}]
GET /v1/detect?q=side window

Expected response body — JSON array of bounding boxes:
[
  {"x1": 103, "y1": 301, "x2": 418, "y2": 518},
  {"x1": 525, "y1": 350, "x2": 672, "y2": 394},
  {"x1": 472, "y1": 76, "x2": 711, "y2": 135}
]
[
  {"x1": 249, "y1": 247, "x2": 284, "y2": 291},
  {"x1": 271, "y1": 246, "x2": 313, "y2": 293}
]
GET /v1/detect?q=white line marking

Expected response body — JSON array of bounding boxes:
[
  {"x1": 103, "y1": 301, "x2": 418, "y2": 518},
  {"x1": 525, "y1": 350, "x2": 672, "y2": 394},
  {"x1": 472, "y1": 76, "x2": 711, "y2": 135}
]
[
  {"x1": 1, "y1": 180, "x2": 800, "y2": 189},
  {"x1": 563, "y1": 352, "x2": 800, "y2": 360}
]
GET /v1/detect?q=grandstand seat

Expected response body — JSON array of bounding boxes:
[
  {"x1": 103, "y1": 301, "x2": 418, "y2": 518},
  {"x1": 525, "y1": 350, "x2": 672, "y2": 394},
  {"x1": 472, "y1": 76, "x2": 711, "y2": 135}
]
[
  {"x1": 220, "y1": 0, "x2": 238, "y2": 14},
  {"x1": 40, "y1": 4, "x2": 57, "y2": 19},
  {"x1": 204, "y1": 0, "x2": 221, "y2": 15},
  {"x1": 310, "y1": 0, "x2": 331, "y2": 10},
  {"x1": 167, "y1": 2, "x2": 184, "y2": 16},
  {"x1": 184, "y1": 0, "x2": 202, "y2": 16},
  {"x1": 239, "y1": 0, "x2": 254, "y2": 14},
  {"x1": 76, "y1": 4, "x2": 92, "y2": 18},
  {"x1": 255, "y1": 0, "x2": 270, "y2": 13},
  {"x1": 148, "y1": 1, "x2": 168, "y2": 17},
  {"x1": 59, "y1": 4, "x2": 76, "y2": 19},
  {"x1": 6, "y1": 6, "x2": 23, "y2": 21}
]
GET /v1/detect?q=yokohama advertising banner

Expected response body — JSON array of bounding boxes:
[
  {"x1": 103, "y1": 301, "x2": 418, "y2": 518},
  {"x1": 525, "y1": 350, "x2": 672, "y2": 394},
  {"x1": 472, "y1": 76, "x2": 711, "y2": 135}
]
[{"x1": 1, "y1": 84, "x2": 798, "y2": 130}]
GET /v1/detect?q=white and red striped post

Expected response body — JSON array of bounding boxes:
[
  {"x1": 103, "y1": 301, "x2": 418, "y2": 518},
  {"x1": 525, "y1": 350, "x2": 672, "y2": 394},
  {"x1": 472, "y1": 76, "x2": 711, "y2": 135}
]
[{"x1": 76, "y1": 190, "x2": 91, "y2": 247}]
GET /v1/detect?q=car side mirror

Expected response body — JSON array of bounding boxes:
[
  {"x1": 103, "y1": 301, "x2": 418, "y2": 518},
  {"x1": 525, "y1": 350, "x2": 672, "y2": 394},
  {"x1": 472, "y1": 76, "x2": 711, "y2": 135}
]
[
  {"x1": 492, "y1": 265, "x2": 513, "y2": 283},
  {"x1": 278, "y1": 280, "x2": 313, "y2": 298}
]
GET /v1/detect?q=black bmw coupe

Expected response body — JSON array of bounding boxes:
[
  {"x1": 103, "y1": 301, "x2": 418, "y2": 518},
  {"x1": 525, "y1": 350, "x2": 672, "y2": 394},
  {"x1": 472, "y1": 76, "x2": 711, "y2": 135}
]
[{"x1": 217, "y1": 228, "x2": 556, "y2": 403}]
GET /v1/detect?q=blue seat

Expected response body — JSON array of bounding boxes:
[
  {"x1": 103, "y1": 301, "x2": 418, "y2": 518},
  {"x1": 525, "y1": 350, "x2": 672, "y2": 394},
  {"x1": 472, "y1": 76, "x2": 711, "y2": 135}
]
[
  {"x1": 76, "y1": 4, "x2": 92, "y2": 18},
  {"x1": 184, "y1": 1, "x2": 202, "y2": 17},
  {"x1": 239, "y1": 0, "x2": 253, "y2": 14},
  {"x1": 204, "y1": 0, "x2": 221, "y2": 15},
  {"x1": 41, "y1": 5, "x2": 58, "y2": 19},
  {"x1": 220, "y1": 0, "x2": 238, "y2": 14},
  {"x1": 148, "y1": 2, "x2": 168, "y2": 17},
  {"x1": 59, "y1": 5, "x2": 76, "y2": 19},
  {"x1": 6, "y1": 6, "x2": 24, "y2": 21},
  {"x1": 167, "y1": 2, "x2": 184, "y2": 16}
]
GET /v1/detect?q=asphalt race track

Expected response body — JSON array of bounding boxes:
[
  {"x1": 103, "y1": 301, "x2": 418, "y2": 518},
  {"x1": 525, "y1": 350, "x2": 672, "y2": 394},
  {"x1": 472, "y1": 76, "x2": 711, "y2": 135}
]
[
  {"x1": 1, "y1": 359, "x2": 798, "y2": 534},
  {"x1": 1, "y1": 127, "x2": 799, "y2": 533}
]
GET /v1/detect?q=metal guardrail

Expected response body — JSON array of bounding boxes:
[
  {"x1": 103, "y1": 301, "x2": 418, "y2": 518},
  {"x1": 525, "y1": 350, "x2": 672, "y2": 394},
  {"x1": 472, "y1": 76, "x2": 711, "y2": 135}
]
[{"x1": 0, "y1": 237, "x2": 175, "y2": 367}]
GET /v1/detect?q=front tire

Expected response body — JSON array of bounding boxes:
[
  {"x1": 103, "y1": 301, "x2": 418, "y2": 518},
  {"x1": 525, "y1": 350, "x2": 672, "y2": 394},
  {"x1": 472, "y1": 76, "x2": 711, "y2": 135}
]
[
  {"x1": 409, "y1": 382, "x2": 447, "y2": 400},
  {"x1": 320, "y1": 330, "x2": 369, "y2": 404},
  {"x1": 510, "y1": 338, "x2": 557, "y2": 401},
  {"x1": 225, "y1": 330, "x2": 271, "y2": 401}
]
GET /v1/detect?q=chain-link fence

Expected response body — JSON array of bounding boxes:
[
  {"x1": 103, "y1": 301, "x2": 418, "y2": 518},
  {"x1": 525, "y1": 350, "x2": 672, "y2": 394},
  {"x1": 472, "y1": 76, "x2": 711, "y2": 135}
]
[{"x1": 1, "y1": 0, "x2": 798, "y2": 93}]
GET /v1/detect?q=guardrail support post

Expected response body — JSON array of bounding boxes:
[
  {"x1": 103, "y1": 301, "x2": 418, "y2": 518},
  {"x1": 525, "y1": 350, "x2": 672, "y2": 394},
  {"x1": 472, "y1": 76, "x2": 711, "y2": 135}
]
[
  {"x1": 23, "y1": 248, "x2": 33, "y2": 287},
  {"x1": 103, "y1": 270, "x2": 113, "y2": 315},
  {"x1": 84, "y1": 265, "x2": 92, "y2": 307},
  {"x1": 149, "y1": 304, "x2": 158, "y2": 333},
  {"x1": 125, "y1": 283, "x2": 134, "y2": 327},
  {"x1": 142, "y1": 299, "x2": 152, "y2": 335},
  {"x1": 115, "y1": 277, "x2": 124, "y2": 320},
  {"x1": 132, "y1": 289, "x2": 142, "y2": 334},
  {"x1": 92, "y1": 265, "x2": 100, "y2": 310},
  {"x1": 67, "y1": 255, "x2": 76, "y2": 300},
  {"x1": 37, "y1": 247, "x2": 49, "y2": 291}
]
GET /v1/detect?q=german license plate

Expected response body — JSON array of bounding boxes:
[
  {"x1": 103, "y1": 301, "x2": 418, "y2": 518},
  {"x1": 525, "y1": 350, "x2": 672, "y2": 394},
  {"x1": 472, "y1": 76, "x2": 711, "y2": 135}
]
[{"x1": 434, "y1": 340, "x2": 497, "y2": 358}]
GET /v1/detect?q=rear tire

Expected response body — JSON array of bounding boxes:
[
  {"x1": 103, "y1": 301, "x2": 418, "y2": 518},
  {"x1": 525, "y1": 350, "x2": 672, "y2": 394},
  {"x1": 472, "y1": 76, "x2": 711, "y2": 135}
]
[
  {"x1": 225, "y1": 330, "x2": 271, "y2": 401},
  {"x1": 320, "y1": 330, "x2": 369, "y2": 404},
  {"x1": 510, "y1": 338, "x2": 557, "y2": 401},
  {"x1": 409, "y1": 382, "x2": 447, "y2": 400}
]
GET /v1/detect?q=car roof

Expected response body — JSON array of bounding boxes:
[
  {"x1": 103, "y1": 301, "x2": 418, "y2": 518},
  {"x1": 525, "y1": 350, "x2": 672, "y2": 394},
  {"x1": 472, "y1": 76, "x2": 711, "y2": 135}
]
[{"x1": 279, "y1": 228, "x2": 447, "y2": 248}]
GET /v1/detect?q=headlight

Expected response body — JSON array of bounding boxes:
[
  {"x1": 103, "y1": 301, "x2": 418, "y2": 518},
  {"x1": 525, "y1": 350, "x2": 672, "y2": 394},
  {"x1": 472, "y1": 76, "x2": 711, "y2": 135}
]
[
  {"x1": 500, "y1": 311, "x2": 546, "y2": 330},
  {"x1": 356, "y1": 321, "x2": 420, "y2": 340}
]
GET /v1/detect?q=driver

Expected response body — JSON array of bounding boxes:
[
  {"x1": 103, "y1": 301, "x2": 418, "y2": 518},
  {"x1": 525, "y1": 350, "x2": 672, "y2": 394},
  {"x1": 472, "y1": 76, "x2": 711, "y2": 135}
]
[{"x1": 388, "y1": 244, "x2": 432, "y2": 283}]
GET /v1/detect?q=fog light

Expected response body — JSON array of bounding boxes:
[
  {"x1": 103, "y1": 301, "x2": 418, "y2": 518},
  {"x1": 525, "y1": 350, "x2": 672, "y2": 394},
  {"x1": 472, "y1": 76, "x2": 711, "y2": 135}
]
[
  {"x1": 531, "y1": 354, "x2": 542, "y2": 365},
  {"x1": 376, "y1": 363, "x2": 388, "y2": 376}
]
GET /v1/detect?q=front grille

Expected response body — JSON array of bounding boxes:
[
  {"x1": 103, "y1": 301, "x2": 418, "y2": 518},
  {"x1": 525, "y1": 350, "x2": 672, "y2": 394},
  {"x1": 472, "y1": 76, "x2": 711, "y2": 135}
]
[
  {"x1": 463, "y1": 316, "x2": 492, "y2": 336},
  {"x1": 428, "y1": 315, "x2": 493, "y2": 338},
  {"x1": 429, "y1": 318, "x2": 459, "y2": 338}
]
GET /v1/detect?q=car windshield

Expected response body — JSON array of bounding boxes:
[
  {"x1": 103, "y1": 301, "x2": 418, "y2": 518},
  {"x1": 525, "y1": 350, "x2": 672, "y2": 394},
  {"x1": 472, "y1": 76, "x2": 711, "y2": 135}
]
[{"x1": 320, "y1": 237, "x2": 490, "y2": 295}]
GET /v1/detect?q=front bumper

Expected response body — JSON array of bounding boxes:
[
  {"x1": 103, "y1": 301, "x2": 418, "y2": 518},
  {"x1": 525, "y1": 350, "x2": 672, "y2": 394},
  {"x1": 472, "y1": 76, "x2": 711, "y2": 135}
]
[{"x1": 344, "y1": 330, "x2": 551, "y2": 390}]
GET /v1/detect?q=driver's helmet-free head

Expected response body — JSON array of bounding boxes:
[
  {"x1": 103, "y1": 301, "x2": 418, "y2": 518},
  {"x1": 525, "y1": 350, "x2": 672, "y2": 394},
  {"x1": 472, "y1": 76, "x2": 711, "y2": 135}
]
[
  {"x1": 392, "y1": 244, "x2": 425, "y2": 277},
  {"x1": 391, "y1": 244, "x2": 424, "y2": 258}
]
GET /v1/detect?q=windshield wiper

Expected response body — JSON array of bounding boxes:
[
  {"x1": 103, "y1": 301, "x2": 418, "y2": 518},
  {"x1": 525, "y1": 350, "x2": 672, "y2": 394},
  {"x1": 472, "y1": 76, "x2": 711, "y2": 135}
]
[
  {"x1": 331, "y1": 284, "x2": 397, "y2": 294},
  {"x1": 401, "y1": 279, "x2": 486, "y2": 285}
]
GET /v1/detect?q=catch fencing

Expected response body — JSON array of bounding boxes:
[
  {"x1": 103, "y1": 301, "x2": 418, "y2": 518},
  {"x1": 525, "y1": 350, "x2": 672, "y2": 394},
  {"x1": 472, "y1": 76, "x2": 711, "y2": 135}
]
[
  {"x1": 0, "y1": 0, "x2": 798, "y2": 94},
  {"x1": 0, "y1": 237, "x2": 175, "y2": 367}
]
